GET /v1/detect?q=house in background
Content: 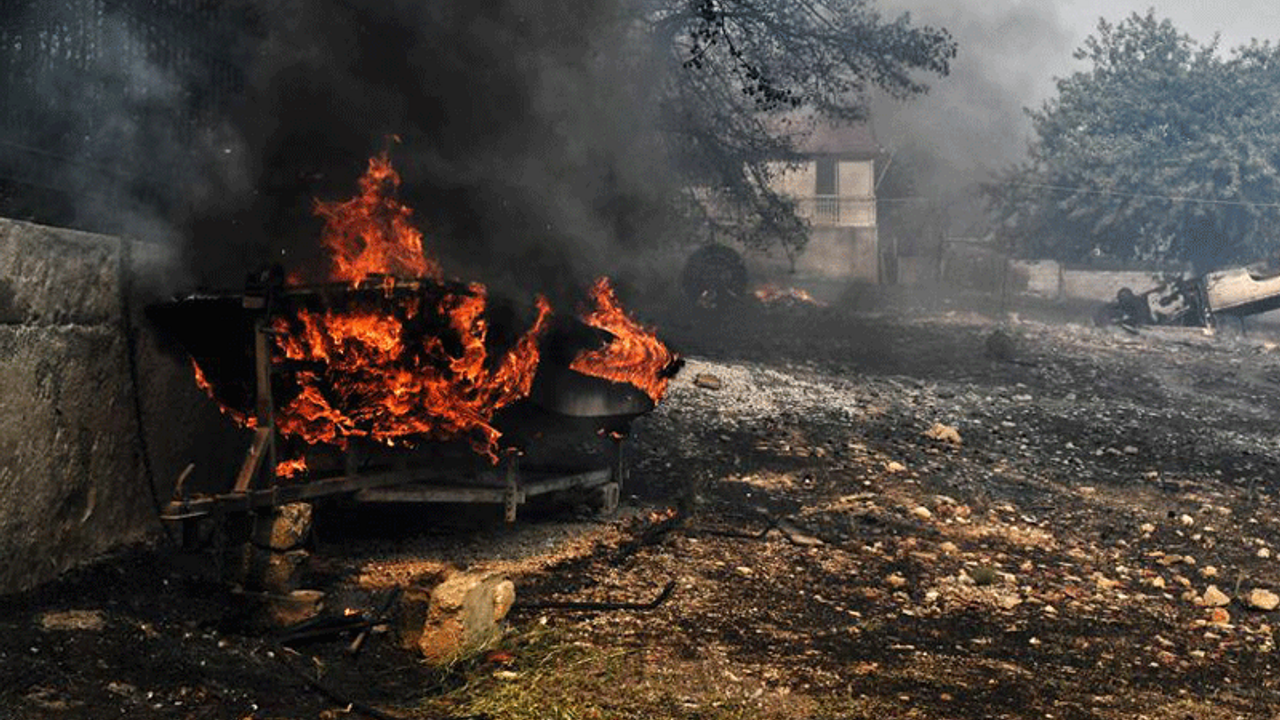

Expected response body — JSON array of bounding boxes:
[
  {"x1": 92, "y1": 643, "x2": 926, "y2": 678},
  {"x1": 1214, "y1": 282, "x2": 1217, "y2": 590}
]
[{"x1": 762, "y1": 121, "x2": 881, "y2": 283}]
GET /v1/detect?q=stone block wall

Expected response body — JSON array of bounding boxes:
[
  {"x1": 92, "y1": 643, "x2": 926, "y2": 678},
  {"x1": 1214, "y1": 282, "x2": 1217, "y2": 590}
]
[{"x1": 0, "y1": 217, "x2": 242, "y2": 594}]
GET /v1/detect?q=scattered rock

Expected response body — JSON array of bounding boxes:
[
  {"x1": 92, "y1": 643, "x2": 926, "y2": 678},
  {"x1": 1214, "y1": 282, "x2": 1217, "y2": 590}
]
[
  {"x1": 1248, "y1": 589, "x2": 1280, "y2": 611},
  {"x1": 885, "y1": 573, "x2": 908, "y2": 589},
  {"x1": 105, "y1": 682, "x2": 140, "y2": 701},
  {"x1": 693, "y1": 373, "x2": 722, "y2": 390},
  {"x1": 734, "y1": 566, "x2": 754, "y2": 577},
  {"x1": 39, "y1": 610, "x2": 105, "y2": 632},
  {"x1": 1200, "y1": 585, "x2": 1231, "y2": 608},
  {"x1": 923, "y1": 423, "x2": 962, "y2": 446},
  {"x1": 266, "y1": 590, "x2": 326, "y2": 627},
  {"x1": 1093, "y1": 573, "x2": 1121, "y2": 591},
  {"x1": 995, "y1": 592, "x2": 1023, "y2": 610},
  {"x1": 776, "y1": 519, "x2": 824, "y2": 547},
  {"x1": 967, "y1": 566, "x2": 998, "y2": 586},
  {"x1": 1258, "y1": 547, "x2": 1272, "y2": 559},
  {"x1": 1208, "y1": 607, "x2": 1232, "y2": 626},
  {"x1": 885, "y1": 461, "x2": 907, "y2": 474},
  {"x1": 910, "y1": 506, "x2": 933, "y2": 521}
]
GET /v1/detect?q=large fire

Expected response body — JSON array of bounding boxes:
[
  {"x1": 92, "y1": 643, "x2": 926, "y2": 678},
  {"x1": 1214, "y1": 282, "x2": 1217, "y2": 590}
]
[
  {"x1": 188, "y1": 150, "x2": 674, "y2": 473},
  {"x1": 570, "y1": 277, "x2": 679, "y2": 403},
  {"x1": 270, "y1": 288, "x2": 552, "y2": 462},
  {"x1": 313, "y1": 151, "x2": 442, "y2": 284}
]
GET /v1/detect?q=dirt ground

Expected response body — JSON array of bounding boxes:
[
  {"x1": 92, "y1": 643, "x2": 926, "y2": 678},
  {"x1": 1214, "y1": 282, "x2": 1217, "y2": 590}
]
[{"x1": 7, "y1": 288, "x2": 1280, "y2": 719}]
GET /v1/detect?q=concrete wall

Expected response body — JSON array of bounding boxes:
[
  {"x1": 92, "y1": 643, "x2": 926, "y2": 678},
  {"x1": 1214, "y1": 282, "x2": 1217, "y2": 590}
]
[
  {"x1": 746, "y1": 226, "x2": 879, "y2": 283},
  {"x1": 1061, "y1": 269, "x2": 1164, "y2": 303},
  {"x1": 1006, "y1": 259, "x2": 1168, "y2": 303},
  {"x1": 0, "y1": 217, "x2": 241, "y2": 594}
]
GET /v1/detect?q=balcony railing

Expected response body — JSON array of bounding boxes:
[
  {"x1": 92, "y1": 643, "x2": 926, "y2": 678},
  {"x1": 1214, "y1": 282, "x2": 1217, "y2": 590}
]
[{"x1": 796, "y1": 196, "x2": 876, "y2": 228}]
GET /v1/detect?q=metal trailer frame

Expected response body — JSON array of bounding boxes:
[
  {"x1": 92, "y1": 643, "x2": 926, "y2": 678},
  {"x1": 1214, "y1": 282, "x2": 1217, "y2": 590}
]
[{"x1": 161, "y1": 294, "x2": 624, "y2": 528}]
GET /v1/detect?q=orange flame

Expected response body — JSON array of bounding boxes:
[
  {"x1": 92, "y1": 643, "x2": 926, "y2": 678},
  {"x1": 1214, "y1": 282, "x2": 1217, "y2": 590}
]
[
  {"x1": 190, "y1": 358, "x2": 256, "y2": 428},
  {"x1": 753, "y1": 284, "x2": 825, "y2": 306},
  {"x1": 275, "y1": 457, "x2": 308, "y2": 479},
  {"x1": 271, "y1": 289, "x2": 553, "y2": 462},
  {"x1": 570, "y1": 277, "x2": 678, "y2": 403},
  {"x1": 312, "y1": 151, "x2": 441, "y2": 284}
]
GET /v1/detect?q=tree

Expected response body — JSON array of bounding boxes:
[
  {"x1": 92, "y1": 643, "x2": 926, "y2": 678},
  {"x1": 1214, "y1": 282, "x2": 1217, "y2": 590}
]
[
  {"x1": 645, "y1": 0, "x2": 956, "y2": 259},
  {"x1": 987, "y1": 11, "x2": 1280, "y2": 270}
]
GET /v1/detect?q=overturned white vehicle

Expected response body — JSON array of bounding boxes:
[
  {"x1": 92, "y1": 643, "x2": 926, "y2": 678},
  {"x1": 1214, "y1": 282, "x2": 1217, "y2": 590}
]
[{"x1": 1095, "y1": 261, "x2": 1280, "y2": 328}]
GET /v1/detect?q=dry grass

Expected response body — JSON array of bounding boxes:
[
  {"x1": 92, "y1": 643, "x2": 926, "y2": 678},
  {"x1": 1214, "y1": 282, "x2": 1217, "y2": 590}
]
[{"x1": 411, "y1": 623, "x2": 787, "y2": 720}]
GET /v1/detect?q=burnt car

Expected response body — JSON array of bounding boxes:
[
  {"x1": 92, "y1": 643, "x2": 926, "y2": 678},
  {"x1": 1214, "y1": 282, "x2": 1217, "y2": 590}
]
[{"x1": 1095, "y1": 260, "x2": 1280, "y2": 328}]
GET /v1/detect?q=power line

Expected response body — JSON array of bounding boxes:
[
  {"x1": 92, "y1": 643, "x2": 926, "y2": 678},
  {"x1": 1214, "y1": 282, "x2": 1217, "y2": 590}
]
[
  {"x1": 875, "y1": 180, "x2": 1280, "y2": 210},
  {"x1": 998, "y1": 180, "x2": 1280, "y2": 209}
]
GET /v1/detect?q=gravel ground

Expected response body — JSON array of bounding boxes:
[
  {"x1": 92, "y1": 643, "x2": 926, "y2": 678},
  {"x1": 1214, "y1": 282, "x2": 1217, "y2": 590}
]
[{"x1": 8, "y1": 293, "x2": 1280, "y2": 719}]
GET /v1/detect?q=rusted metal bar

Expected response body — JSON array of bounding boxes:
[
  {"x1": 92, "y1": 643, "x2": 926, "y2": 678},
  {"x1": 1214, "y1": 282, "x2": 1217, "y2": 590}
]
[
  {"x1": 173, "y1": 462, "x2": 196, "y2": 498},
  {"x1": 503, "y1": 455, "x2": 520, "y2": 523},
  {"x1": 164, "y1": 466, "x2": 462, "y2": 520},
  {"x1": 253, "y1": 318, "x2": 277, "y2": 486},
  {"x1": 232, "y1": 426, "x2": 272, "y2": 493},
  {"x1": 348, "y1": 587, "x2": 402, "y2": 657}
]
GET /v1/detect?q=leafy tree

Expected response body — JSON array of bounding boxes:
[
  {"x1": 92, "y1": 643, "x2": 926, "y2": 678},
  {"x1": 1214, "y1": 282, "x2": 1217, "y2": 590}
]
[
  {"x1": 988, "y1": 10, "x2": 1280, "y2": 270},
  {"x1": 644, "y1": 0, "x2": 956, "y2": 259}
]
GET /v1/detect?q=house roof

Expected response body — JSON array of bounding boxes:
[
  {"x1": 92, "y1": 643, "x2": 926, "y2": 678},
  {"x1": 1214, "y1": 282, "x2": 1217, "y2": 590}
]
[
  {"x1": 766, "y1": 111, "x2": 882, "y2": 159},
  {"x1": 795, "y1": 120, "x2": 880, "y2": 159}
]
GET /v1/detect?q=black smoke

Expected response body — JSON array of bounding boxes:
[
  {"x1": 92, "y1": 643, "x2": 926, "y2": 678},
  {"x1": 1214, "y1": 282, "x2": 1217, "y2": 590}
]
[
  {"x1": 2, "y1": 0, "x2": 679, "y2": 303},
  {"x1": 189, "y1": 0, "x2": 675, "y2": 303}
]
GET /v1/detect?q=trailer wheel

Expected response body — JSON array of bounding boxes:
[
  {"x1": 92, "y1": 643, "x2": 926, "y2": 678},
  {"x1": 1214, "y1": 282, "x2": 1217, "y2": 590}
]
[{"x1": 681, "y1": 244, "x2": 748, "y2": 306}]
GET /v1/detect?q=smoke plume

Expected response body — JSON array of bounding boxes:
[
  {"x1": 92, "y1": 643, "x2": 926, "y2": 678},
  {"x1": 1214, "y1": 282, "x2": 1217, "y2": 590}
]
[
  {"x1": 187, "y1": 0, "x2": 674, "y2": 303},
  {"x1": 871, "y1": 0, "x2": 1074, "y2": 231}
]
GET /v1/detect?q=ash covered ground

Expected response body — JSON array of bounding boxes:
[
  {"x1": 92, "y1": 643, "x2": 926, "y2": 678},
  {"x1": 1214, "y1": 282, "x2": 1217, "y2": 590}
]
[{"x1": 6, "y1": 291, "x2": 1280, "y2": 719}]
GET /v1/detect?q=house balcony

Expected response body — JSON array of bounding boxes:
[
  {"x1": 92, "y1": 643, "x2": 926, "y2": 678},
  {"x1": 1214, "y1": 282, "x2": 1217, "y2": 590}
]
[{"x1": 796, "y1": 195, "x2": 876, "y2": 228}]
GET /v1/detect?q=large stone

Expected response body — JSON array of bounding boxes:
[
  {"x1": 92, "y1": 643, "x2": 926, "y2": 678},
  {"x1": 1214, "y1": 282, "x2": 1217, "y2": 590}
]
[
  {"x1": 266, "y1": 590, "x2": 326, "y2": 627},
  {"x1": 1248, "y1": 588, "x2": 1280, "y2": 611},
  {"x1": 225, "y1": 505, "x2": 314, "y2": 592},
  {"x1": 252, "y1": 503, "x2": 313, "y2": 551},
  {"x1": 410, "y1": 570, "x2": 517, "y2": 665},
  {"x1": 227, "y1": 545, "x2": 310, "y2": 594},
  {"x1": 1200, "y1": 585, "x2": 1231, "y2": 608}
]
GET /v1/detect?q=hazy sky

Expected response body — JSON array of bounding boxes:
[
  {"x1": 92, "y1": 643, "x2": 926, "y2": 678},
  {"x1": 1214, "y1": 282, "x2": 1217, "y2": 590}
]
[{"x1": 870, "y1": 0, "x2": 1280, "y2": 190}]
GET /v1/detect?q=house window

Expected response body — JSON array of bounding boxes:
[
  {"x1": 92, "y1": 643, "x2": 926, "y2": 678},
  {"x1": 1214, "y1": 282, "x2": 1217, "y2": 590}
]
[{"x1": 815, "y1": 158, "x2": 838, "y2": 196}]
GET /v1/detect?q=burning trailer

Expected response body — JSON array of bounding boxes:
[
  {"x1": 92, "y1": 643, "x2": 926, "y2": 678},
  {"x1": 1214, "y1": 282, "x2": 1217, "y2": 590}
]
[
  {"x1": 150, "y1": 151, "x2": 680, "y2": 530},
  {"x1": 1094, "y1": 259, "x2": 1280, "y2": 328}
]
